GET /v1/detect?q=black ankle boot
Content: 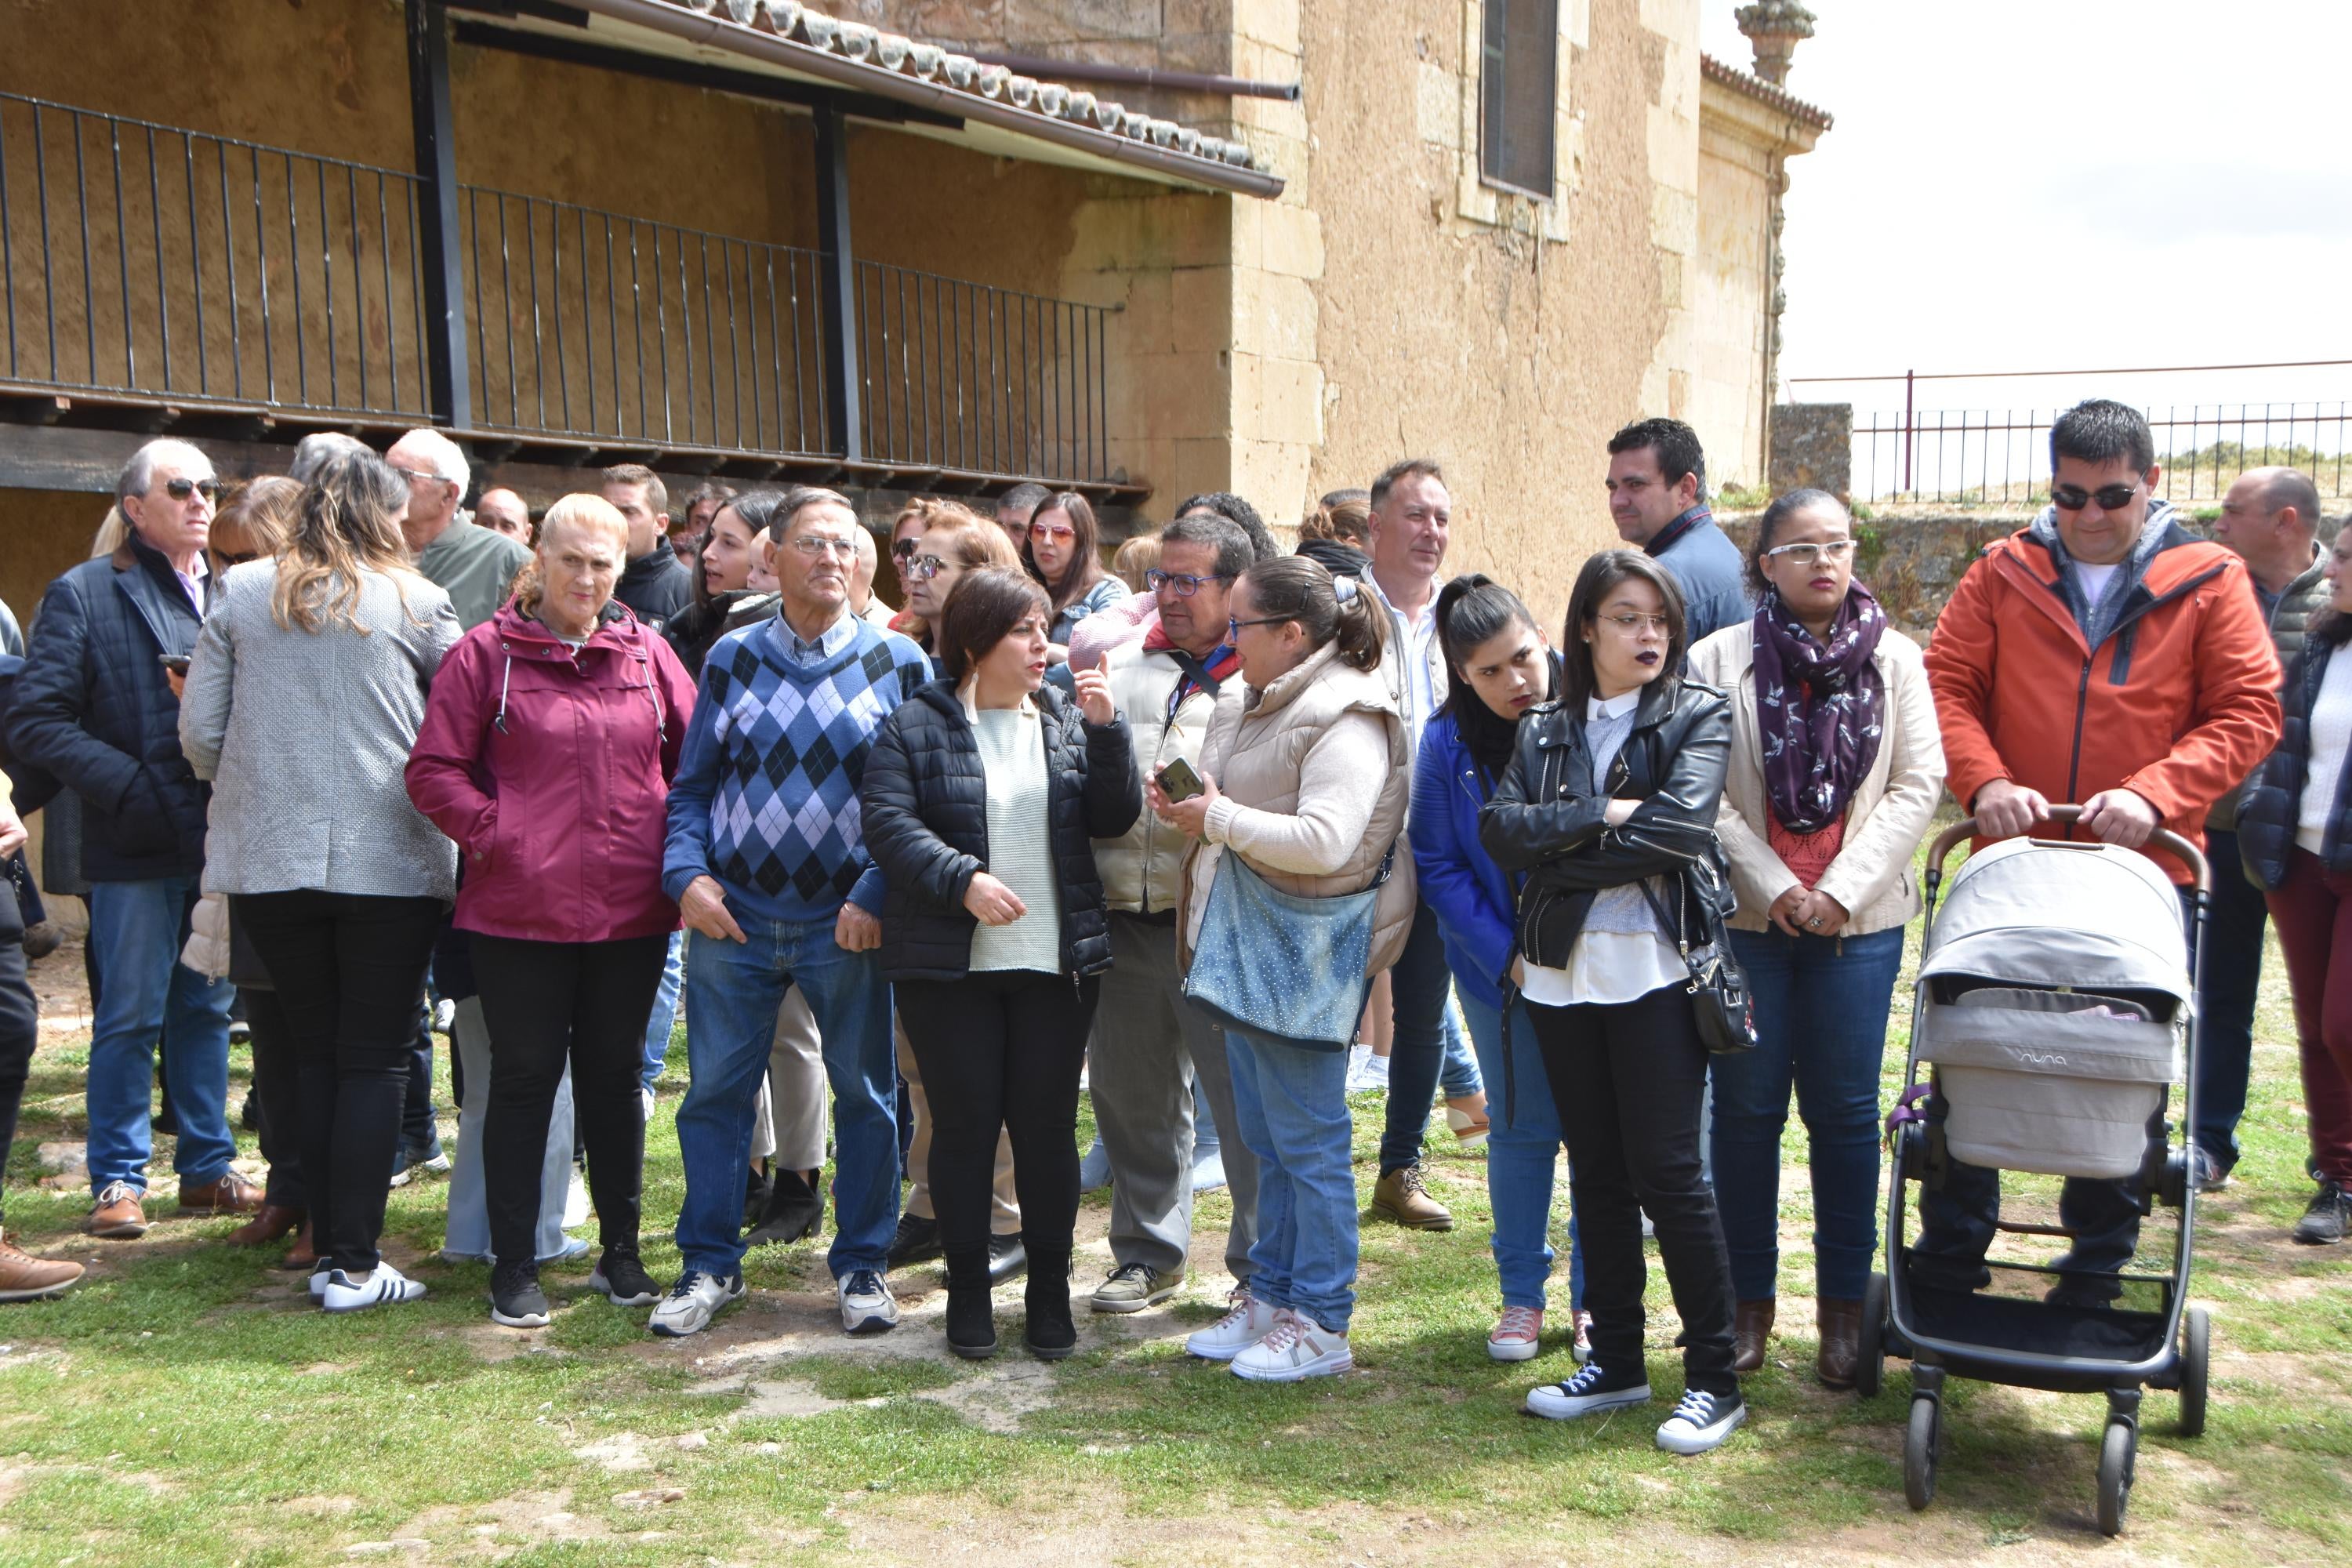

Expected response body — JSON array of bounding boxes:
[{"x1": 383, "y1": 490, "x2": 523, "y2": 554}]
[
  {"x1": 1022, "y1": 1247, "x2": 1076, "y2": 1360},
  {"x1": 944, "y1": 1247, "x2": 997, "y2": 1360}
]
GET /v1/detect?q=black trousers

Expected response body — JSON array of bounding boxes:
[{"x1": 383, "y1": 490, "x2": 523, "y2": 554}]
[
  {"x1": 896, "y1": 969, "x2": 1097, "y2": 1273},
  {"x1": 241, "y1": 985, "x2": 308, "y2": 1211},
  {"x1": 0, "y1": 934, "x2": 36, "y2": 1229},
  {"x1": 234, "y1": 891, "x2": 445, "y2": 1274},
  {"x1": 471, "y1": 932, "x2": 668, "y2": 1265},
  {"x1": 1528, "y1": 981, "x2": 1739, "y2": 1396}
]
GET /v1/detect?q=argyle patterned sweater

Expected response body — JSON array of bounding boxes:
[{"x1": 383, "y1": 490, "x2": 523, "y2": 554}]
[{"x1": 663, "y1": 614, "x2": 931, "y2": 924}]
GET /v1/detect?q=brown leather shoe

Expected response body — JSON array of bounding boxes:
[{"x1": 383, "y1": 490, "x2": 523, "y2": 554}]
[
  {"x1": 1370, "y1": 1164, "x2": 1454, "y2": 1231},
  {"x1": 226, "y1": 1204, "x2": 303, "y2": 1247},
  {"x1": 1732, "y1": 1297, "x2": 1775, "y2": 1374},
  {"x1": 84, "y1": 1181, "x2": 148, "y2": 1239},
  {"x1": 1816, "y1": 1296, "x2": 1864, "y2": 1389},
  {"x1": 178, "y1": 1170, "x2": 264, "y2": 1217},
  {"x1": 0, "y1": 1229, "x2": 85, "y2": 1301},
  {"x1": 281, "y1": 1217, "x2": 318, "y2": 1272}
]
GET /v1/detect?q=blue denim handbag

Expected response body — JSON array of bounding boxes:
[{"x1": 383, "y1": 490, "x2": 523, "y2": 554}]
[{"x1": 1181, "y1": 846, "x2": 1389, "y2": 1051}]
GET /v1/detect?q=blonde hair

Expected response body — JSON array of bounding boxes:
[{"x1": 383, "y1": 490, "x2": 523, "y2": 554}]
[
  {"x1": 89, "y1": 505, "x2": 126, "y2": 559},
  {"x1": 274, "y1": 450, "x2": 422, "y2": 635},
  {"x1": 1112, "y1": 532, "x2": 1160, "y2": 593},
  {"x1": 514, "y1": 494, "x2": 628, "y2": 615}
]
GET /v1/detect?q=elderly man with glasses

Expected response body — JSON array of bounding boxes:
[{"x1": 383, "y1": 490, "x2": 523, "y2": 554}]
[
  {"x1": 659, "y1": 488, "x2": 931, "y2": 1339},
  {"x1": 9, "y1": 439, "x2": 260, "y2": 1237},
  {"x1": 1913, "y1": 398, "x2": 2281, "y2": 1306},
  {"x1": 1078, "y1": 511, "x2": 1264, "y2": 1313},
  {"x1": 385, "y1": 428, "x2": 529, "y2": 633}
]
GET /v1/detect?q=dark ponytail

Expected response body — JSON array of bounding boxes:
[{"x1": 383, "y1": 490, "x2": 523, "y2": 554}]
[{"x1": 1240, "y1": 554, "x2": 1389, "y2": 672}]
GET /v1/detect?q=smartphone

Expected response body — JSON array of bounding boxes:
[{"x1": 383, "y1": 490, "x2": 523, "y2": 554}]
[
  {"x1": 158, "y1": 655, "x2": 191, "y2": 675},
  {"x1": 1155, "y1": 757, "x2": 1204, "y2": 803}
]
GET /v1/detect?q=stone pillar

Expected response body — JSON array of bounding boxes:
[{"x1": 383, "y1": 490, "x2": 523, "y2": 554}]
[{"x1": 1769, "y1": 401, "x2": 1851, "y2": 503}]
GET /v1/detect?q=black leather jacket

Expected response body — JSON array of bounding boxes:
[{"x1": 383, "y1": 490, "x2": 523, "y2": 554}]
[{"x1": 1476, "y1": 674, "x2": 1733, "y2": 970}]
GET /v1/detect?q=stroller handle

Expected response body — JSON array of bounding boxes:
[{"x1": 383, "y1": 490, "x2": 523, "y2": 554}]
[{"x1": 1925, "y1": 805, "x2": 2212, "y2": 895}]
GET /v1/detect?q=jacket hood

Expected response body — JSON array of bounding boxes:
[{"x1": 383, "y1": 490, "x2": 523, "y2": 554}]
[
  {"x1": 1245, "y1": 640, "x2": 1398, "y2": 724},
  {"x1": 489, "y1": 598, "x2": 649, "y2": 662},
  {"x1": 2025, "y1": 495, "x2": 2182, "y2": 572}
]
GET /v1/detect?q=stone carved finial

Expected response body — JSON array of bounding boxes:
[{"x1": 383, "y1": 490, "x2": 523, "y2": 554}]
[{"x1": 1734, "y1": 0, "x2": 1816, "y2": 86}]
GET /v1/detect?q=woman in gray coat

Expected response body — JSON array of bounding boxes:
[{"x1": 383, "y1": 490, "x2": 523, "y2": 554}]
[{"x1": 180, "y1": 449, "x2": 459, "y2": 1313}]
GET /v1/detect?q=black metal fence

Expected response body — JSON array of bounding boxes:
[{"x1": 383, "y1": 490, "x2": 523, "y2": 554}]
[
  {"x1": 0, "y1": 93, "x2": 1118, "y2": 482},
  {"x1": 1849, "y1": 402, "x2": 2352, "y2": 509},
  {"x1": 0, "y1": 91, "x2": 434, "y2": 419}
]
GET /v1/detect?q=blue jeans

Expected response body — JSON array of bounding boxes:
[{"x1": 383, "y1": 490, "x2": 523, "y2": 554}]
[
  {"x1": 1458, "y1": 991, "x2": 1584, "y2": 1312},
  {"x1": 2193, "y1": 829, "x2": 2264, "y2": 1174},
  {"x1": 673, "y1": 918, "x2": 897, "y2": 1279},
  {"x1": 641, "y1": 930, "x2": 685, "y2": 1094},
  {"x1": 1226, "y1": 1026, "x2": 1357, "y2": 1333},
  {"x1": 1715, "y1": 925, "x2": 1905, "y2": 1301},
  {"x1": 1379, "y1": 901, "x2": 1485, "y2": 1173},
  {"x1": 85, "y1": 877, "x2": 234, "y2": 1193}
]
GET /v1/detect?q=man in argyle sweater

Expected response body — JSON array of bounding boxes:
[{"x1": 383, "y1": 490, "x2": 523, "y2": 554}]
[{"x1": 656, "y1": 488, "x2": 930, "y2": 1340}]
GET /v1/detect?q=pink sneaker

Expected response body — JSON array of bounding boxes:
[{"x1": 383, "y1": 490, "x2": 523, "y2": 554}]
[{"x1": 1488, "y1": 1305, "x2": 1543, "y2": 1363}]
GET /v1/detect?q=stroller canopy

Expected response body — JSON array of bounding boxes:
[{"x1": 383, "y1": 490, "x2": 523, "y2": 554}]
[{"x1": 1920, "y1": 837, "x2": 2192, "y2": 1011}]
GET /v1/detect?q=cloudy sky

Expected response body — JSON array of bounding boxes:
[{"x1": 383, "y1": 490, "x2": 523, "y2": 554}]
[{"x1": 1696, "y1": 0, "x2": 2352, "y2": 430}]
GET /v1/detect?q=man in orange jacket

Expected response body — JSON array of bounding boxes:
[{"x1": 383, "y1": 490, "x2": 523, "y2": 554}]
[{"x1": 1915, "y1": 399, "x2": 2282, "y2": 1305}]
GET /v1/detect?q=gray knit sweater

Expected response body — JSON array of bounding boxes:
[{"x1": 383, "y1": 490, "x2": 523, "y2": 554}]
[{"x1": 180, "y1": 560, "x2": 462, "y2": 901}]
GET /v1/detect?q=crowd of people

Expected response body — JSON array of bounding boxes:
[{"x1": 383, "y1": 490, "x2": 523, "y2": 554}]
[{"x1": 0, "y1": 397, "x2": 2342, "y2": 1460}]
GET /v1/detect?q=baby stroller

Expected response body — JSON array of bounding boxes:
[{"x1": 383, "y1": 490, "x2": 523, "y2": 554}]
[{"x1": 1860, "y1": 807, "x2": 2211, "y2": 1536}]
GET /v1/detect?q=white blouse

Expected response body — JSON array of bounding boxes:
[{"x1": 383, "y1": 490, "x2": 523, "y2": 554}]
[{"x1": 2299, "y1": 649, "x2": 2352, "y2": 856}]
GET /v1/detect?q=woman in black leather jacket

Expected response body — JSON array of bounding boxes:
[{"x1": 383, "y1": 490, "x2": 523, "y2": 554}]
[
  {"x1": 861, "y1": 568, "x2": 1139, "y2": 1363},
  {"x1": 1478, "y1": 548, "x2": 1744, "y2": 1457}
]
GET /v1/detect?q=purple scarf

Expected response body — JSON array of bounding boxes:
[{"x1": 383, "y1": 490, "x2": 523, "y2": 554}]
[{"x1": 1751, "y1": 583, "x2": 1888, "y2": 834}]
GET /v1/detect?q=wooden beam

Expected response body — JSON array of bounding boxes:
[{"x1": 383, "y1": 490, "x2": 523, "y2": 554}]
[{"x1": 406, "y1": 0, "x2": 474, "y2": 428}]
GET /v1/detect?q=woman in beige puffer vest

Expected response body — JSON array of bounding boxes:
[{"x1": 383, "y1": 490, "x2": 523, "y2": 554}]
[{"x1": 1152, "y1": 557, "x2": 1410, "y2": 1385}]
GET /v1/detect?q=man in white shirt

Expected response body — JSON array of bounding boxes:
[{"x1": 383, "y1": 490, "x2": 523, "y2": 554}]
[{"x1": 1359, "y1": 459, "x2": 1488, "y2": 1231}]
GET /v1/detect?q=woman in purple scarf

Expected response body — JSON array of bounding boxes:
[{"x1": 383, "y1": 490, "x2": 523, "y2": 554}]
[{"x1": 1687, "y1": 488, "x2": 1947, "y2": 1389}]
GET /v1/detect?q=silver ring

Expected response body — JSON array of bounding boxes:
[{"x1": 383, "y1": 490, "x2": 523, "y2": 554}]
[{"x1": 1807, "y1": 917, "x2": 1822, "y2": 927}]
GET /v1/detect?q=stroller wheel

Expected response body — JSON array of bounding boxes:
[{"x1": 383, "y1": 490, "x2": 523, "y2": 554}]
[
  {"x1": 2096, "y1": 1418, "x2": 2136, "y2": 1536},
  {"x1": 2179, "y1": 1306, "x2": 2211, "y2": 1438},
  {"x1": 1855, "y1": 1273, "x2": 1887, "y2": 1399},
  {"x1": 1903, "y1": 1394, "x2": 1940, "y2": 1511}
]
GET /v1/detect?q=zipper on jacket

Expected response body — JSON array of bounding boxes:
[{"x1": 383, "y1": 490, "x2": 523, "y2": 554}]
[{"x1": 2063, "y1": 655, "x2": 2092, "y2": 816}]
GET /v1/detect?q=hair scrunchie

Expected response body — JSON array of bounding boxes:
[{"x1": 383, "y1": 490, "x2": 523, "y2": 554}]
[{"x1": 1331, "y1": 575, "x2": 1359, "y2": 604}]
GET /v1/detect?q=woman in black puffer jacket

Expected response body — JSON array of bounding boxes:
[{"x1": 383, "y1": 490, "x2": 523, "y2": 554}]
[{"x1": 861, "y1": 568, "x2": 1139, "y2": 1361}]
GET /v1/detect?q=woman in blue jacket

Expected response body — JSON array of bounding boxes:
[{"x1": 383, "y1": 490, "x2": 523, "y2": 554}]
[{"x1": 1412, "y1": 574, "x2": 1584, "y2": 1364}]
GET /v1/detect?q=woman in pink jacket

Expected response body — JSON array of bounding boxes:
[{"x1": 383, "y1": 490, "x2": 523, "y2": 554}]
[{"x1": 406, "y1": 494, "x2": 697, "y2": 1330}]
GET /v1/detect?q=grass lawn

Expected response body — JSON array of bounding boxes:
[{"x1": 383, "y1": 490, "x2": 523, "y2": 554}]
[{"x1": 2, "y1": 880, "x2": 2350, "y2": 1567}]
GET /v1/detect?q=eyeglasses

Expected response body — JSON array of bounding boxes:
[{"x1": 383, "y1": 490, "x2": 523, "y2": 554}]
[
  {"x1": 1597, "y1": 612, "x2": 1671, "y2": 635},
  {"x1": 891, "y1": 537, "x2": 921, "y2": 562},
  {"x1": 906, "y1": 554, "x2": 950, "y2": 581},
  {"x1": 211, "y1": 550, "x2": 259, "y2": 567},
  {"x1": 789, "y1": 535, "x2": 860, "y2": 560},
  {"x1": 163, "y1": 477, "x2": 220, "y2": 503},
  {"x1": 1030, "y1": 521, "x2": 1076, "y2": 543},
  {"x1": 1759, "y1": 539, "x2": 1857, "y2": 568},
  {"x1": 1146, "y1": 568, "x2": 1233, "y2": 599},
  {"x1": 1227, "y1": 615, "x2": 1290, "y2": 641},
  {"x1": 2051, "y1": 477, "x2": 2145, "y2": 512},
  {"x1": 389, "y1": 466, "x2": 443, "y2": 488}
]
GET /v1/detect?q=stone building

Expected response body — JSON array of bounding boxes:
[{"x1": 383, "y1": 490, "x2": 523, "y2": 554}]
[{"x1": 0, "y1": 0, "x2": 1828, "y2": 621}]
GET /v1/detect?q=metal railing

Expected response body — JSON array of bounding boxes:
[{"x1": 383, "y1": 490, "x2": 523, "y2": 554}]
[
  {"x1": 854, "y1": 260, "x2": 1109, "y2": 481},
  {"x1": 0, "y1": 93, "x2": 1119, "y2": 483},
  {"x1": 0, "y1": 90, "x2": 433, "y2": 419},
  {"x1": 1794, "y1": 363, "x2": 2352, "y2": 510}
]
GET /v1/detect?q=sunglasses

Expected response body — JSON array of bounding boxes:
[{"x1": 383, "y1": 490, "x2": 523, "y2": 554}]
[
  {"x1": 1145, "y1": 568, "x2": 1232, "y2": 599},
  {"x1": 891, "y1": 537, "x2": 921, "y2": 562},
  {"x1": 211, "y1": 550, "x2": 259, "y2": 567},
  {"x1": 2051, "y1": 477, "x2": 2145, "y2": 512},
  {"x1": 906, "y1": 554, "x2": 949, "y2": 581},
  {"x1": 1030, "y1": 521, "x2": 1076, "y2": 543},
  {"x1": 164, "y1": 477, "x2": 220, "y2": 503}
]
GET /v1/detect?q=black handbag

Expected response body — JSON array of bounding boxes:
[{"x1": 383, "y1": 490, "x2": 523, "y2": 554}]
[{"x1": 1639, "y1": 848, "x2": 1757, "y2": 1056}]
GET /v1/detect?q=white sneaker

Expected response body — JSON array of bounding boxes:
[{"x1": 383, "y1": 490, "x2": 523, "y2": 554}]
[
  {"x1": 648, "y1": 1269, "x2": 746, "y2": 1338},
  {"x1": 321, "y1": 1262, "x2": 426, "y2": 1313},
  {"x1": 1232, "y1": 1313, "x2": 1351, "y2": 1382},
  {"x1": 838, "y1": 1268, "x2": 898, "y2": 1335},
  {"x1": 1526, "y1": 1360, "x2": 1652, "y2": 1421},
  {"x1": 1185, "y1": 1290, "x2": 1283, "y2": 1362},
  {"x1": 1655, "y1": 1388, "x2": 1747, "y2": 1454},
  {"x1": 308, "y1": 1264, "x2": 332, "y2": 1301}
]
